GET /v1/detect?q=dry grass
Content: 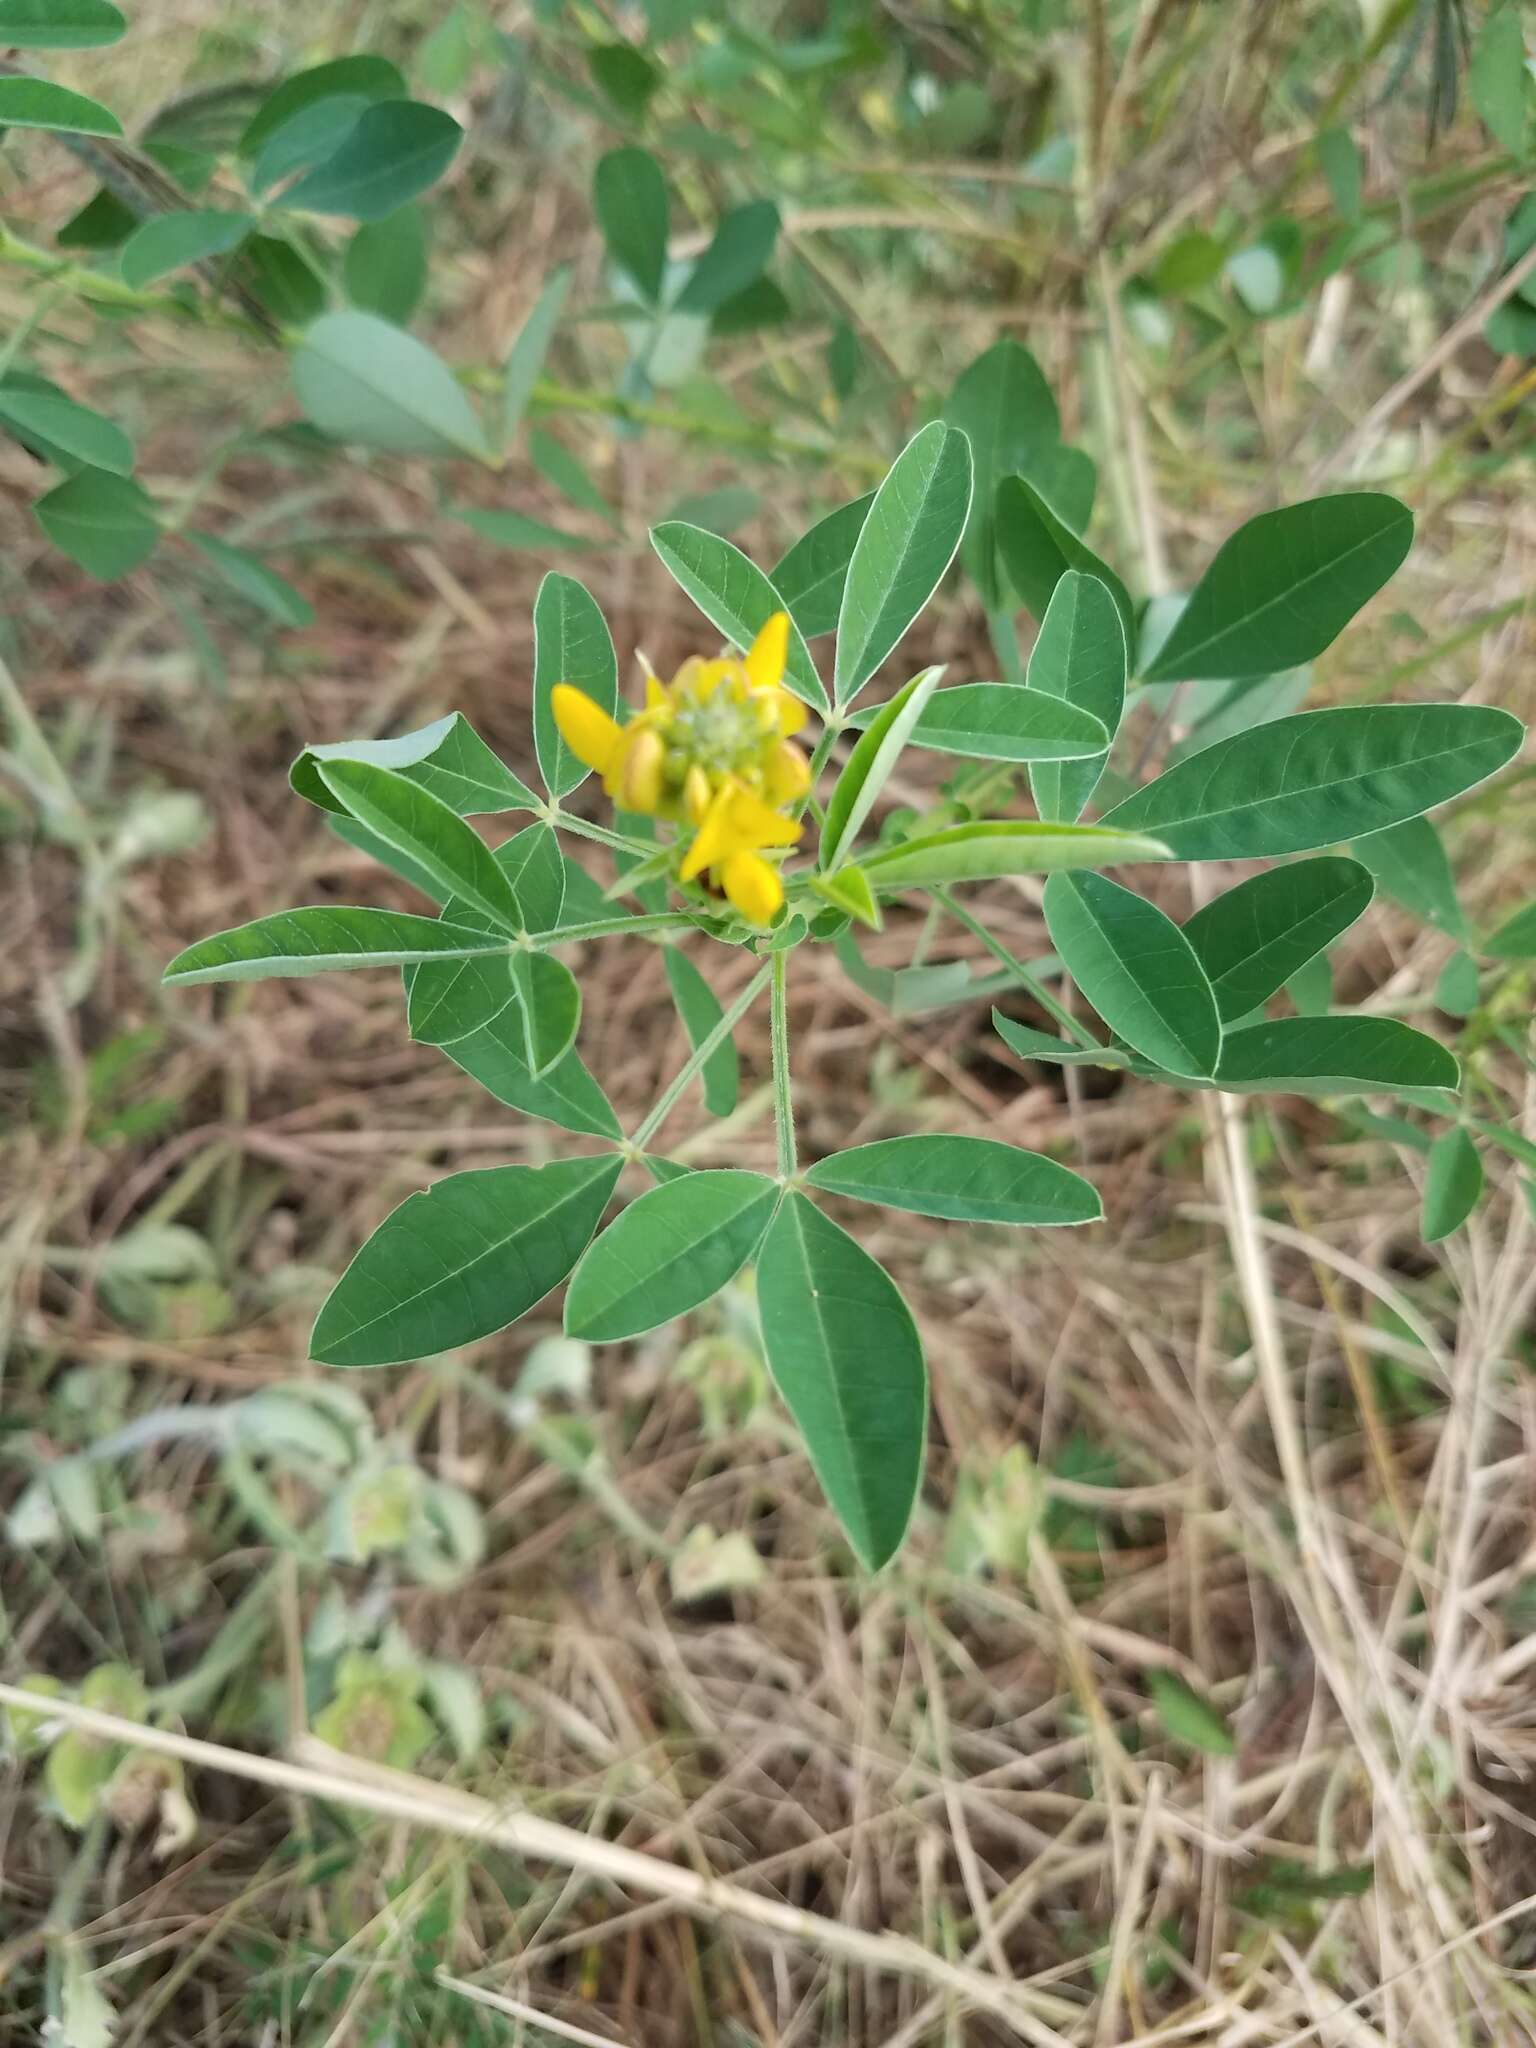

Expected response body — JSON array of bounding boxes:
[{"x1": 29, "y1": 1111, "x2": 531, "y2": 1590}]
[{"x1": 3, "y1": 5, "x2": 1536, "y2": 2044}]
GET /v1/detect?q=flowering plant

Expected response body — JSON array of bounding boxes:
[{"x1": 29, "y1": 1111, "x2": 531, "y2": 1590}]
[{"x1": 166, "y1": 420, "x2": 1525, "y2": 1568}]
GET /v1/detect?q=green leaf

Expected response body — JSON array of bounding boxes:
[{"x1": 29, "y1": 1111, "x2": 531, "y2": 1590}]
[
  {"x1": 55, "y1": 188, "x2": 136, "y2": 250},
  {"x1": 677, "y1": 199, "x2": 780, "y2": 314},
  {"x1": 163, "y1": 907, "x2": 510, "y2": 986},
  {"x1": 501, "y1": 265, "x2": 571, "y2": 445},
  {"x1": 406, "y1": 950, "x2": 513, "y2": 1046},
  {"x1": 293, "y1": 311, "x2": 489, "y2": 459},
  {"x1": 0, "y1": 76, "x2": 121, "y2": 135},
  {"x1": 805, "y1": 1135, "x2": 1100, "y2": 1226},
  {"x1": 1434, "y1": 949, "x2": 1480, "y2": 1016},
  {"x1": 510, "y1": 950, "x2": 581, "y2": 1076},
  {"x1": 756, "y1": 1193, "x2": 927, "y2": 1571},
  {"x1": 1148, "y1": 1671, "x2": 1235, "y2": 1757},
  {"x1": 1166, "y1": 667, "x2": 1312, "y2": 764},
  {"x1": 1025, "y1": 442, "x2": 1097, "y2": 534},
  {"x1": 239, "y1": 57, "x2": 406, "y2": 160},
  {"x1": 442, "y1": 1009, "x2": 621, "y2": 1139},
  {"x1": 995, "y1": 474, "x2": 1136, "y2": 651},
  {"x1": 404, "y1": 824, "x2": 564, "y2": 1042},
  {"x1": 1140, "y1": 495, "x2": 1413, "y2": 683},
  {"x1": 820, "y1": 666, "x2": 943, "y2": 873},
  {"x1": 861, "y1": 820, "x2": 1170, "y2": 894},
  {"x1": 992, "y1": 1012, "x2": 1136, "y2": 1071},
  {"x1": 34, "y1": 470, "x2": 158, "y2": 579},
  {"x1": 811, "y1": 864, "x2": 880, "y2": 928},
  {"x1": 533, "y1": 571, "x2": 619, "y2": 797},
  {"x1": 345, "y1": 204, "x2": 429, "y2": 322},
  {"x1": 943, "y1": 340, "x2": 1059, "y2": 609},
  {"x1": 451, "y1": 505, "x2": 594, "y2": 552},
  {"x1": 1316, "y1": 126, "x2": 1362, "y2": 220},
  {"x1": 0, "y1": 0, "x2": 126, "y2": 46},
  {"x1": 566, "y1": 1171, "x2": 778, "y2": 1340},
  {"x1": 0, "y1": 389, "x2": 133, "y2": 474},
  {"x1": 1484, "y1": 901, "x2": 1536, "y2": 958},
  {"x1": 316, "y1": 760, "x2": 527, "y2": 933},
  {"x1": 1044, "y1": 871, "x2": 1221, "y2": 1079},
  {"x1": 834, "y1": 422, "x2": 973, "y2": 702},
  {"x1": 531, "y1": 430, "x2": 617, "y2": 524},
  {"x1": 1025, "y1": 571, "x2": 1127, "y2": 823},
  {"x1": 283, "y1": 100, "x2": 462, "y2": 220},
  {"x1": 593, "y1": 146, "x2": 669, "y2": 303},
  {"x1": 1422, "y1": 1127, "x2": 1482, "y2": 1243},
  {"x1": 119, "y1": 209, "x2": 252, "y2": 289},
  {"x1": 243, "y1": 235, "x2": 325, "y2": 325},
  {"x1": 311, "y1": 1156, "x2": 622, "y2": 1366},
  {"x1": 665, "y1": 484, "x2": 759, "y2": 535},
  {"x1": 860, "y1": 682, "x2": 1108, "y2": 763},
  {"x1": 649, "y1": 521, "x2": 827, "y2": 712},
  {"x1": 292, "y1": 712, "x2": 535, "y2": 817},
  {"x1": 1100, "y1": 706, "x2": 1523, "y2": 860},
  {"x1": 1283, "y1": 950, "x2": 1332, "y2": 1017},
  {"x1": 663, "y1": 947, "x2": 739, "y2": 1116},
  {"x1": 1213, "y1": 1016, "x2": 1458, "y2": 1097},
  {"x1": 188, "y1": 533, "x2": 314, "y2": 627},
  {"x1": 770, "y1": 492, "x2": 874, "y2": 639},
  {"x1": 1184, "y1": 858, "x2": 1374, "y2": 1022},
  {"x1": 1353, "y1": 816, "x2": 1466, "y2": 937},
  {"x1": 1470, "y1": 2, "x2": 1527, "y2": 156},
  {"x1": 588, "y1": 42, "x2": 660, "y2": 118}
]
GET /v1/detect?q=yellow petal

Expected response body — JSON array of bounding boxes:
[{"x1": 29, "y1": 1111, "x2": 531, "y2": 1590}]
[
  {"x1": 644, "y1": 670, "x2": 669, "y2": 713},
  {"x1": 773, "y1": 688, "x2": 808, "y2": 738},
  {"x1": 762, "y1": 740, "x2": 811, "y2": 805},
  {"x1": 683, "y1": 764, "x2": 712, "y2": 824},
  {"x1": 680, "y1": 779, "x2": 737, "y2": 881},
  {"x1": 745, "y1": 611, "x2": 789, "y2": 693},
  {"x1": 722, "y1": 851, "x2": 783, "y2": 925},
  {"x1": 615, "y1": 726, "x2": 666, "y2": 813},
  {"x1": 551, "y1": 685, "x2": 622, "y2": 776},
  {"x1": 723, "y1": 782, "x2": 802, "y2": 852}
]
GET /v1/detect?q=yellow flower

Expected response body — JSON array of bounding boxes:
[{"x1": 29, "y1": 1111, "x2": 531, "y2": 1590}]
[{"x1": 550, "y1": 613, "x2": 810, "y2": 925}]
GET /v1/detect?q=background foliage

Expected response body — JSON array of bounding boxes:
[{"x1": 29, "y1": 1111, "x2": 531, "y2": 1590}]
[{"x1": 2, "y1": 2, "x2": 1536, "y2": 2044}]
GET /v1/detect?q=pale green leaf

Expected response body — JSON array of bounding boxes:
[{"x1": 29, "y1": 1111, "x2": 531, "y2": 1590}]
[
  {"x1": 1149, "y1": 1671, "x2": 1234, "y2": 1756},
  {"x1": 992, "y1": 1012, "x2": 1136, "y2": 1071},
  {"x1": 293, "y1": 311, "x2": 489, "y2": 459},
  {"x1": 189, "y1": 533, "x2": 314, "y2": 626},
  {"x1": 1470, "y1": 2, "x2": 1528, "y2": 156},
  {"x1": 119, "y1": 208, "x2": 252, "y2": 288},
  {"x1": 344, "y1": 203, "x2": 429, "y2": 322},
  {"x1": 820, "y1": 666, "x2": 942, "y2": 872},
  {"x1": 34, "y1": 469, "x2": 158, "y2": 578},
  {"x1": 860, "y1": 681, "x2": 1108, "y2": 763},
  {"x1": 1484, "y1": 900, "x2": 1536, "y2": 958},
  {"x1": 501, "y1": 265, "x2": 571, "y2": 444},
  {"x1": 1354, "y1": 816, "x2": 1467, "y2": 937},
  {"x1": 861, "y1": 820, "x2": 1170, "y2": 893},
  {"x1": 0, "y1": 389, "x2": 133, "y2": 474}
]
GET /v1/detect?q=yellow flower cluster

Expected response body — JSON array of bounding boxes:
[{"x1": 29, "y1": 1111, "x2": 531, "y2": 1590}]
[{"x1": 551, "y1": 613, "x2": 811, "y2": 925}]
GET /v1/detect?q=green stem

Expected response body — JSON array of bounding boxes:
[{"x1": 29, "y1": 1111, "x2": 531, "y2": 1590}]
[
  {"x1": 548, "y1": 807, "x2": 658, "y2": 858},
  {"x1": 770, "y1": 951, "x2": 797, "y2": 1178},
  {"x1": 938, "y1": 889, "x2": 1097, "y2": 1048},
  {"x1": 631, "y1": 963, "x2": 772, "y2": 1151},
  {"x1": 536, "y1": 911, "x2": 701, "y2": 945},
  {"x1": 986, "y1": 608, "x2": 1027, "y2": 687}
]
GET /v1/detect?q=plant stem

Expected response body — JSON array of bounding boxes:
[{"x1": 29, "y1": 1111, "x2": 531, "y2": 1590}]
[
  {"x1": 986, "y1": 607, "x2": 1027, "y2": 687},
  {"x1": 548, "y1": 807, "x2": 658, "y2": 858},
  {"x1": 631, "y1": 963, "x2": 771, "y2": 1151},
  {"x1": 770, "y1": 951, "x2": 797, "y2": 1178},
  {"x1": 937, "y1": 890, "x2": 1097, "y2": 1048},
  {"x1": 536, "y1": 911, "x2": 700, "y2": 945},
  {"x1": 151, "y1": 1561, "x2": 284, "y2": 1719}
]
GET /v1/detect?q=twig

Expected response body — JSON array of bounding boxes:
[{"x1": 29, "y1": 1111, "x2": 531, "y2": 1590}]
[{"x1": 0, "y1": 1685, "x2": 1079, "y2": 2042}]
